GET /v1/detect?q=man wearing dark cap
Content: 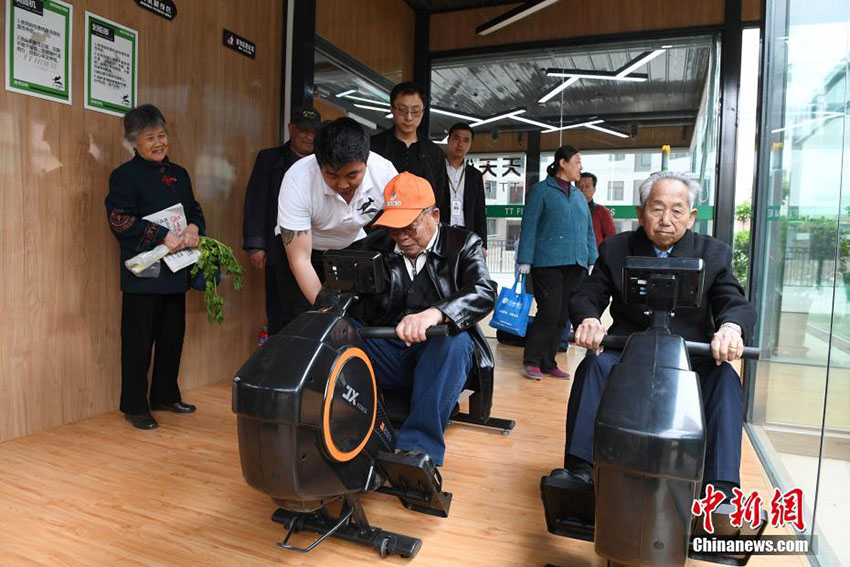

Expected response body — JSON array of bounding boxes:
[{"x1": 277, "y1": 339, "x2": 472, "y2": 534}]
[
  {"x1": 345, "y1": 172, "x2": 497, "y2": 466},
  {"x1": 242, "y1": 107, "x2": 321, "y2": 334}
]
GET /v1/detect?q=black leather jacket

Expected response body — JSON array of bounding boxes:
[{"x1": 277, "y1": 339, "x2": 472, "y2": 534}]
[{"x1": 352, "y1": 224, "x2": 498, "y2": 399}]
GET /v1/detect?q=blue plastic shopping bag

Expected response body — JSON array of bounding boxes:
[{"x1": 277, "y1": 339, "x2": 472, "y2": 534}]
[{"x1": 489, "y1": 275, "x2": 533, "y2": 337}]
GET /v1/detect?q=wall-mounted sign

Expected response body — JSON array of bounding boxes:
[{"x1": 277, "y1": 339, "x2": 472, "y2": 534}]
[
  {"x1": 135, "y1": 0, "x2": 177, "y2": 21},
  {"x1": 5, "y1": 0, "x2": 73, "y2": 104},
  {"x1": 222, "y1": 29, "x2": 255, "y2": 59},
  {"x1": 84, "y1": 12, "x2": 137, "y2": 117}
]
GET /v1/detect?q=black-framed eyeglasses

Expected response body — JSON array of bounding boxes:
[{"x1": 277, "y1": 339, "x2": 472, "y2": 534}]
[{"x1": 392, "y1": 105, "x2": 425, "y2": 118}]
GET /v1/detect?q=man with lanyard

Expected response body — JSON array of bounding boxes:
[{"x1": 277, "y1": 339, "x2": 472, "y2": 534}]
[
  {"x1": 278, "y1": 117, "x2": 397, "y2": 309},
  {"x1": 445, "y1": 122, "x2": 487, "y2": 253},
  {"x1": 242, "y1": 107, "x2": 321, "y2": 333},
  {"x1": 370, "y1": 82, "x2": 450, "y2": 222}
]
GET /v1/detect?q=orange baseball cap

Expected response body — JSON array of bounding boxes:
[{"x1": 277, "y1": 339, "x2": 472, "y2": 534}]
[{"x1": 373, "y1": 172, "x2": 436, "y2": 228}]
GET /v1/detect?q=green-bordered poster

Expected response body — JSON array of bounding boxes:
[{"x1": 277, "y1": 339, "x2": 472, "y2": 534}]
[
  {"x1": 5, "y1": 0, "x2": 73, "y2": 104},
  {"x1": 84, "y1": 12, "x2": 137, "y2": 116}
]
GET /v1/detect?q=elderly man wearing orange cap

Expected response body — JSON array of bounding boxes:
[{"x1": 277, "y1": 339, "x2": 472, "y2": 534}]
[{"x1": 347, "y1": 172, "x2": 497, "y2": 466}]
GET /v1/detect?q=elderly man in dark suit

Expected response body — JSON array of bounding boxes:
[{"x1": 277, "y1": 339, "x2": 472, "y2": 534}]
[
  {"x1": 350, "y1": 172, "x2": 497, "y2": 467},
  {"x1": 560, "y1": 171, "x2": 756, "y2": 499},
  {"x1": 242, "y1": 107, "x2": 321, "y2": 334}
]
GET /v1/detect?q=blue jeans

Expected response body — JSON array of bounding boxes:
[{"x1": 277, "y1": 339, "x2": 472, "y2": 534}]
[
  {"x1": 361, "y1": 332, "x2": 473, "y2": 466},
  {"x1": 565, "y1": 350, "x2": 743, "y2": 485}
]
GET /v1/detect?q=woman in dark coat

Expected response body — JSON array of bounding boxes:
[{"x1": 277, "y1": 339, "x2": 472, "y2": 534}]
[
  {"x1": 105, "y1": 104, "x2": 205, "y2": 430},
  {"x1": 515, "y1": 145, "x2": 598, "y2": 380}
]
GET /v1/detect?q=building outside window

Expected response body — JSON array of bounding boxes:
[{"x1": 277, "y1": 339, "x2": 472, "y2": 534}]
[
  {"x1": 634, "y1": 152, "x2": 653, "y2": 172},
  {"x1": 607, "y1": 180, "x2": 625, "y2": 201},
  {"x1": 748, "y1": 2, "x2": 850, "y2": 564}
]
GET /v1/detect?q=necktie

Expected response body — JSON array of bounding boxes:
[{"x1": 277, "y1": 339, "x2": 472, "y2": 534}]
[{"x1": 657, "y1": 250, "x2": 669, "y2": 259}]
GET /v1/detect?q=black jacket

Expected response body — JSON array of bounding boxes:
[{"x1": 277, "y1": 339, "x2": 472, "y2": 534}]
[
  {"x1": 370, "y1": 129, "x2": 449, "y2": 219},
  {"x1": 106, "y1": 154, "x2": 205, "y2": 294},
  {"x1": 353, "y1": 224, "x2": 498, "y2": 398},
  {"x1": 241, "y1": 142, "x2": 303, "y2": 264},
  {"x1": 569, "y1": 227, "x2": 756, "y2": 343},
  {"x1": 452, "y1": 162, "x2": 488, "y2": 247}
]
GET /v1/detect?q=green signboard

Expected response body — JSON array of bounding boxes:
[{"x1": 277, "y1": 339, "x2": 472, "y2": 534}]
[
  {"x1": 5, "y1": 0, "x2": 73, "y2": 104},
  {"x1": 84, "y1": 12, "x2": 137, "y2": 116},
  {"x1": 486, "y1": 204, "x2": 715, "y2": 220}
]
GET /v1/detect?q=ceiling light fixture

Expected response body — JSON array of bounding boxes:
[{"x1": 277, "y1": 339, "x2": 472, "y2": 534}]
[
  {"x1": 430, "y1": 107, "x2": 481, "y2": 121},
  {"x1": 615, "y1": 49, "x2": 666, "y2": 78},
  {"x1": 353, "y1": 103, "x2": 393, "y2": 113},
  {"x1": 770, "y1": 112, "x2": 843, "y2": 134},
  {"x1": 586, "y1": 123, "x2": 630, "y2": 138},
  {"x1": 537, "y1": 76, "x2": 579, "y2": 103},
  {"x1": 510, "y1": 115, "x2": 555, "y2": 129},
  {"x1": 546, "y1": 69, "x2": 647, "y2": 82},
  {"x1": 343, "y1": 94, "x2": 390, "y2": 106},
  {"x1": 347, "y1": 113, "x2": 377, "y2": 130},
  {"x1": 541, "y1": 119, "x2": 604, "y2": 134},
  {"x1": 476, "y1": 0, "x2": 562, "y2": 36},
  {"x1": 335, "y1": 89, "x2": 356, "y2": 98},
  {"x1": 470, "y1": 109, "x2": 526, "y2": 127},
  {"x1": 435, "y1": 135, "x2": 449, "y2": 144}
]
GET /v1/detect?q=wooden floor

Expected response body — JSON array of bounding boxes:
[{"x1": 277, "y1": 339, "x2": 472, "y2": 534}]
[{"x1": 0, "y1": 342, "x2": 809, "y2": 567}]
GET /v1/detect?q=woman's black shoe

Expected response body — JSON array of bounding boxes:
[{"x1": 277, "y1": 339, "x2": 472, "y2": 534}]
[
  {"x1": 150, "y1": 401, "x2": 196, "y2": 413},
  {"x1": 124, "y1": 412, "x2": 158, "y2": 430}
]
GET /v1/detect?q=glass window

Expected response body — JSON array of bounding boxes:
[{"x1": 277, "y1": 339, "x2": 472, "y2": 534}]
[
  {"x1": 609, "y1": 154, "x2": 625, "y2": 162},
  {"x1": 484, "y1": 180, "x2": 498, "y2": 200},
  {"x1": 749, "y1": 2, "x2": 850, "y2": 564},
  {"x1": 607, "y1": 180, "x2": 624, "y2": 201},
  {"x1": 634, "y1": 153, "x2": 653, "y2": 172}
]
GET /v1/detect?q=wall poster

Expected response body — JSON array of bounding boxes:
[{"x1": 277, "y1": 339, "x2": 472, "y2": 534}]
[
  {"x1": 84, "y1": 12, "x2": 137, "y2": 116},
  {"x1": 5, "y1": 0, "x2": 73, "y2": 104}
]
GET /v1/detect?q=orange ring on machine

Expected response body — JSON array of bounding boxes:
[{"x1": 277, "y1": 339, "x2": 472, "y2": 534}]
[{"x1": 321, "y1": 347, "x2": 378, "y2": 462}]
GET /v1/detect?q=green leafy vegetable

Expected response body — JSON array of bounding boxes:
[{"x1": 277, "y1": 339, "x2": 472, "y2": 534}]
[{"x1": 190, "y1": 236, "x2": 245, "y2": 324}]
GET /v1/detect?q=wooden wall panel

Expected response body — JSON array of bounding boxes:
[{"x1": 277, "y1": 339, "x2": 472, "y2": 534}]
[
  {"x1": 430, "y1": 0, "x2": 725, "y2": 52},
  {"x1": 742, "y1": 0, "x2": 763, "y2": 22},
  {"x1": 0, "y1": 0, "x2": 282, "y2": 442},
  {"x1": 316, "y1": 0, "x2": 414, "y2": 83}
]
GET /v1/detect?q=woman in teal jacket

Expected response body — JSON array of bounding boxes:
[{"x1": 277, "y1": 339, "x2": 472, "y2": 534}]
[{"x1": 516, "y1": 146, "x2": 598, "y2": 380}]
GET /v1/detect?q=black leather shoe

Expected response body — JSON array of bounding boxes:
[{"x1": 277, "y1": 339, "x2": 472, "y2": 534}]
[
  {"x1": 151, "y1": 401, "x2": 196, "y2": 413},
  {"x1": 124, "y1": 412, "x2": 158, "y2": 430},
  {"x1": 552, "y1": 456, "x2": 594, "y2": 485}
]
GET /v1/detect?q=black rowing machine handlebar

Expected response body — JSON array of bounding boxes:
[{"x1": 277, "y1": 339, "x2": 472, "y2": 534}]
[
  {"x1": 358, "y1": 325, "x2": 450, "y2": 340},
  {"x1": 566, "y1": 332, "x2": 760, "y2": 360}
]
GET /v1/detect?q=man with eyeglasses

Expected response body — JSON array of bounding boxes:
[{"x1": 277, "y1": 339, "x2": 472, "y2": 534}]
[
  {"x1": 371, "y1": 82, "x2": 450, "y2": 224},
  {"x1": 338, "y1": 172, "x2": 497, "y2": 467},
  {"x1": 277, "y1": 117, "x2": 397, "y2": 319}
]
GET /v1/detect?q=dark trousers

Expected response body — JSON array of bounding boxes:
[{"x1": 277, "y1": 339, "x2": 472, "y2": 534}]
[
  {"x1": 362, "y1": 333, "x2": 474, "y2": 466},
  {"x1": 523, "y1": 265, "x2": 586, "y2": 372},
  {"x1": 565, "y1": 350, "x2": 744, "y2": 485},
  {"x1": 269, "y1": 247, "x2": 325, "y2": 335},
  {"x1": 120, "y1": 293, "x2": 186, "y2": 414}
]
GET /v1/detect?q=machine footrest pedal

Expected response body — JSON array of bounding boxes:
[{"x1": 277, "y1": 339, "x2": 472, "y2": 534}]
[
  {"x1": 540, "y1": 473, "x2": 595, "y2": 542},
  {"x1": 450, "y1": 412, "x2": 516, "y2": 435},
  {"x1": 376, "y1": 451, "x2": 453, "y2": 517}
]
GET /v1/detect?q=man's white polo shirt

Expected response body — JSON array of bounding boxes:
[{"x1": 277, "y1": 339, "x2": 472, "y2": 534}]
[{"x1": 277, "y1": 152, "x2": 397, "y2": 250}]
